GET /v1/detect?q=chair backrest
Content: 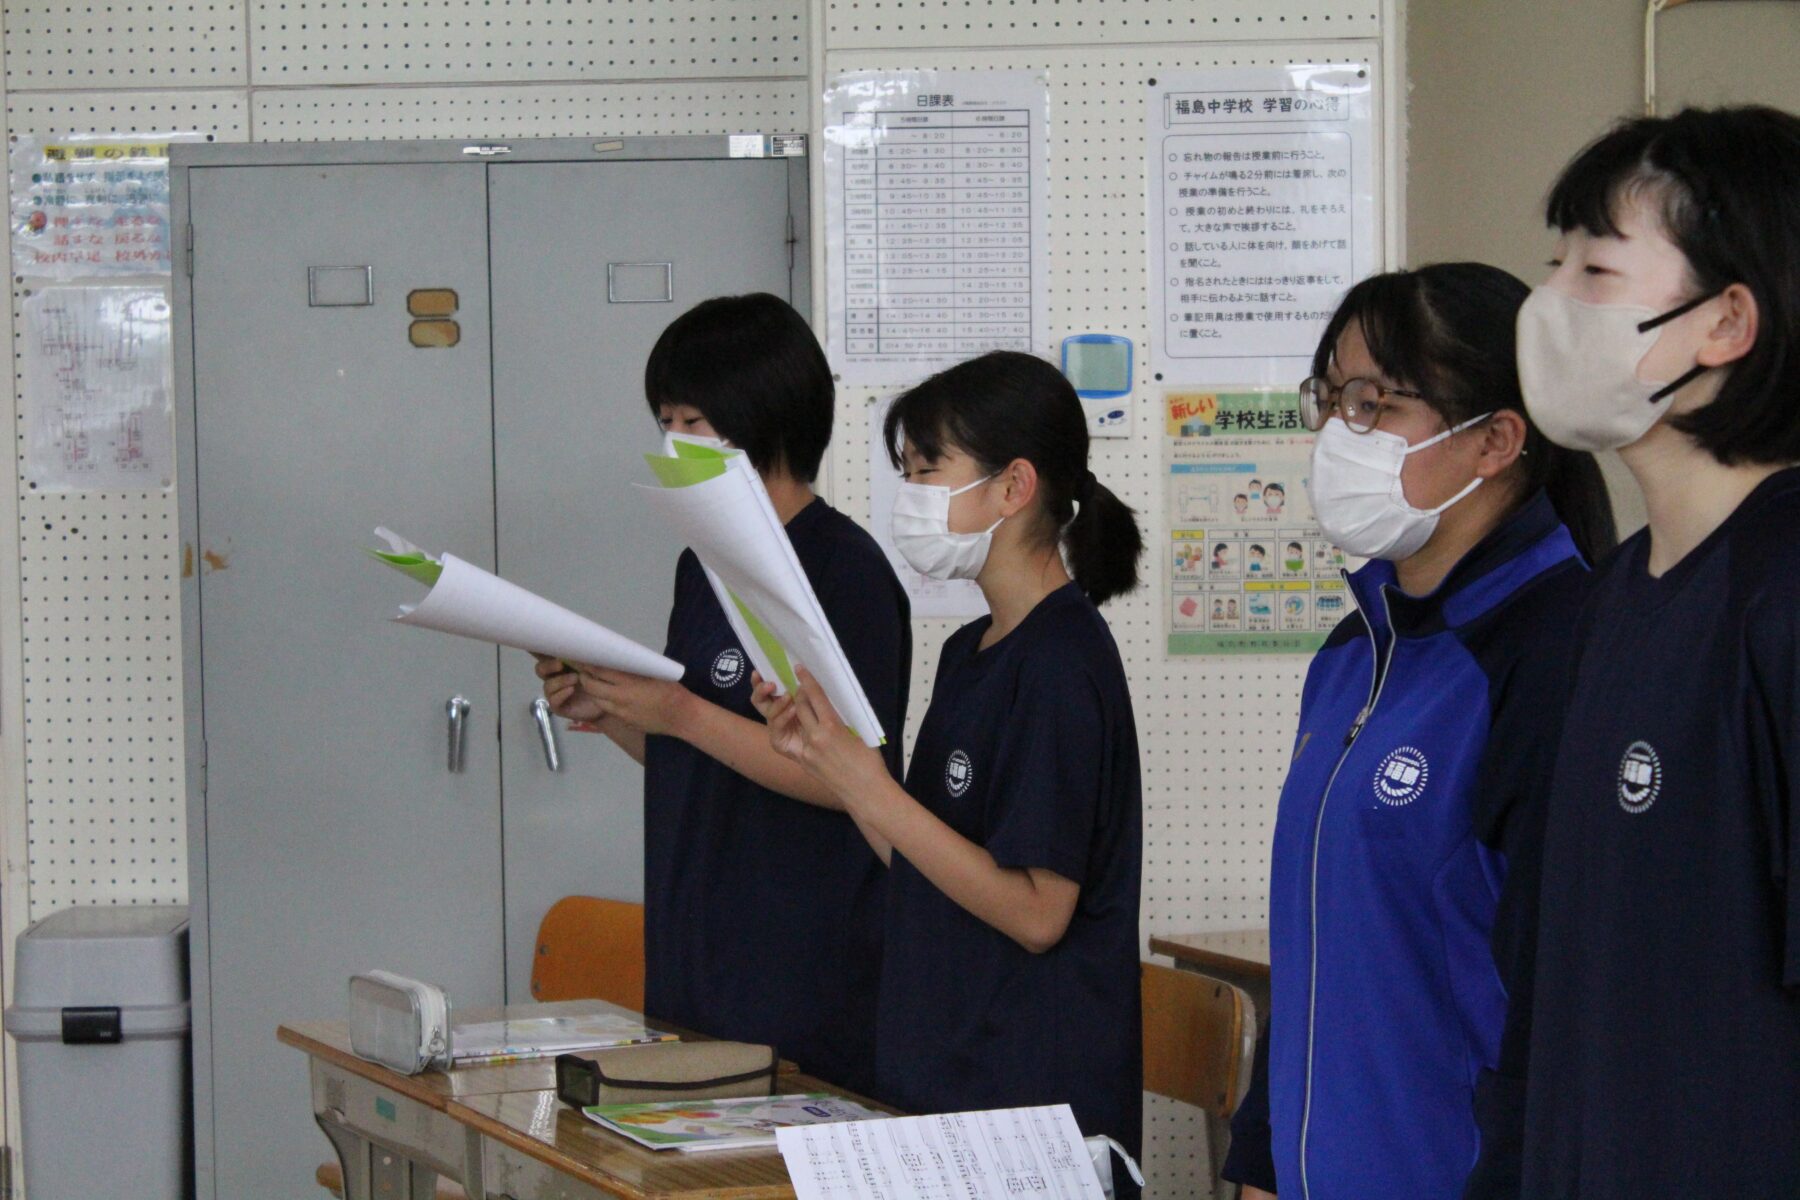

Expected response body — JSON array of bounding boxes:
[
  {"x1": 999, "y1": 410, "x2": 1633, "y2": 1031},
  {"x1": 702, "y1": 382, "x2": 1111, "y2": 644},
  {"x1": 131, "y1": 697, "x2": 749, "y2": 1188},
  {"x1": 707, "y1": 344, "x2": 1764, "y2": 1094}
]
[
  {"x1": 530, "y1": 896, "x2": 647, "y2": 1010},
  {"x1": 1141, "y1": 961, "x2": 1253, "y2": 1118}
]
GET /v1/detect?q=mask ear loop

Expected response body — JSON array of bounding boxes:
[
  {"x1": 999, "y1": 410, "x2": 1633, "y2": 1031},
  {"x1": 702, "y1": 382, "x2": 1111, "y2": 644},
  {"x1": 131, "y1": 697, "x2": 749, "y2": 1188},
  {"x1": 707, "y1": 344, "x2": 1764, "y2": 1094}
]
[
  {"x1": 1399, "y1": 411, "x2": 1494, "y2": 516},
  {"x1": 1637, "y1": 291, "x2": 1722, "y2": 404}
]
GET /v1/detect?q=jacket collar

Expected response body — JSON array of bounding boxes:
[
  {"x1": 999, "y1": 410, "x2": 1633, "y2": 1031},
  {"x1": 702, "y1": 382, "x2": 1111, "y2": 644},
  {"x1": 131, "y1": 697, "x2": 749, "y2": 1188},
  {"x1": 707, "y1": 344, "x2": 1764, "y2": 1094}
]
[{"x1": 1345, "y1": 490, "x2": 1581, "y2": 639}]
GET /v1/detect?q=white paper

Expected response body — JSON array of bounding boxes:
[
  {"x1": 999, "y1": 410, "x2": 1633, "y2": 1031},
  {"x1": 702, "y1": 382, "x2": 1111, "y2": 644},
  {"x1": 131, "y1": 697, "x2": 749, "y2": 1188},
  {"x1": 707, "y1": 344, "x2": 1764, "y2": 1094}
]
[
  {"x1": 21, "y1": 283, "x2": 174, "y2": 491},
  {"x1": 1147, "y1": 61, "x2": 1380, "y2": 385},
  {"x1": 636, "y1": 453, "x2": 886, "y2": 747},
  {"x1": 824, "y1": 70, "x2": 1052, "y2": 386},
  {"x1": 867, "y1": 395, "x2": 988, "y2": 620},
  {"x1": 387, "y1": 551, "x2": 683, "y2": 682},
  {"x1": 778, "y1": 1104, "x2": 1106, "y2": 1200}
]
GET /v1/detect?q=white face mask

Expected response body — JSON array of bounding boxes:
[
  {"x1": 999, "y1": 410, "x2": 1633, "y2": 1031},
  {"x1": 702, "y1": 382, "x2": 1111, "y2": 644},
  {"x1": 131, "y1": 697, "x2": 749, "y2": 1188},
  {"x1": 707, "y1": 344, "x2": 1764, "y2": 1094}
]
[
  {"x1": 890, "y1": 474, "x2": 1002, "y2": 581},
  {"x1": 661, "y1": 430, "x2": 730, "y2": 455},
  {"x1": 1308, "y1": 413, "x2": 1491, "y2": 562},
  {"x1": 1516, "y1": 286, "x2": 1715, "y2": 452}
]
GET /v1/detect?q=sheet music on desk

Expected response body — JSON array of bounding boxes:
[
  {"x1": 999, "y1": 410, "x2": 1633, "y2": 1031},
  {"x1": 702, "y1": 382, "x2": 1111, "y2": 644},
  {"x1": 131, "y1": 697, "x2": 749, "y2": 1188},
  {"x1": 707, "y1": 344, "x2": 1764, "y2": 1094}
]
[{"x1": 777, "y1": 1103, "x2": 1105, "y2": 1200}]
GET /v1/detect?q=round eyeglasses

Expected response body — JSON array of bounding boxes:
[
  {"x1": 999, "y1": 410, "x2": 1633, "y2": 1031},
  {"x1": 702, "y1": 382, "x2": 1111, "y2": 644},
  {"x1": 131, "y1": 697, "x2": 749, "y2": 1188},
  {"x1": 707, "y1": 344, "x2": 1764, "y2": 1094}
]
[{"x1": 1297, "y1": 376, "x2": 1428, "y2": 434}]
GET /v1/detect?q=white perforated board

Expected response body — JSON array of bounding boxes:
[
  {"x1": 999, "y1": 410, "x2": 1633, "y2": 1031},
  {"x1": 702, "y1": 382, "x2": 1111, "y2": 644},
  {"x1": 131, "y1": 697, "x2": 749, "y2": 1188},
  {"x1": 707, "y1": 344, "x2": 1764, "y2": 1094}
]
[
  {"x1": 7, "y1": 92, "x2": 248, "y2": 920},
  {"x1": 817, "y1": 23, "x2": 1393, "y2": 1192}
]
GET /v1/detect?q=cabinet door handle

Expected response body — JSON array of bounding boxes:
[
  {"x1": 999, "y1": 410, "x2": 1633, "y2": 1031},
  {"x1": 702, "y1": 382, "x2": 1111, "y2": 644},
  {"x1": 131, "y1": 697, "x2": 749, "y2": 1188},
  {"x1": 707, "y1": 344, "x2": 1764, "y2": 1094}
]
[
  {"x1": 446, "y1": 696, "x2": 470, "y2": 774},
  {"x1": 531, "y1": 698, "x2": 563, "y2": 773}
]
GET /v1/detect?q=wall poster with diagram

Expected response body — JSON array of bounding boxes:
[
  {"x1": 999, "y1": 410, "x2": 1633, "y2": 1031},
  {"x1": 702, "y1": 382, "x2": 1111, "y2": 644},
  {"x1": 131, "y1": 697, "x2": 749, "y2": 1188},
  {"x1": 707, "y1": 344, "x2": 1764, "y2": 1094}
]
[{"x1": 1166, "y1": 388, "x2": 1351, "y2": 655}]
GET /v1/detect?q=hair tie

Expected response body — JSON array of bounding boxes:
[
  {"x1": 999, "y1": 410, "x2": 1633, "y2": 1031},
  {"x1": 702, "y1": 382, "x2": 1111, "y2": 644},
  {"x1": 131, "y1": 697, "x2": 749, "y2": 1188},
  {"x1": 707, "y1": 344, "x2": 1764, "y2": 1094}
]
[{"x1": 1074, "y1": 469, "x2": 1098, "y2": 504}]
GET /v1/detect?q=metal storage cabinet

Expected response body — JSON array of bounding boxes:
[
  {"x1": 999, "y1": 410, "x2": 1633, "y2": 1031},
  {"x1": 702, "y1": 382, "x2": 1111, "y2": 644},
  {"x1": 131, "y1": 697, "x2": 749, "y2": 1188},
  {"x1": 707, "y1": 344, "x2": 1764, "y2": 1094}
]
[{"x1": 170, "y1": 136, "x2": 809, "y2": 1198}]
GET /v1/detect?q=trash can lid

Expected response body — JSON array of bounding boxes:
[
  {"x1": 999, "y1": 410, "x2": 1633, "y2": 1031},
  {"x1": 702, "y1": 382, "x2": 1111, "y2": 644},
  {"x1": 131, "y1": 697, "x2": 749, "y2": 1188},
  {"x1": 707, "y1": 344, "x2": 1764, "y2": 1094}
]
[{"x1": 13, "y1": 905, "x2": 189, "y2": 1011}]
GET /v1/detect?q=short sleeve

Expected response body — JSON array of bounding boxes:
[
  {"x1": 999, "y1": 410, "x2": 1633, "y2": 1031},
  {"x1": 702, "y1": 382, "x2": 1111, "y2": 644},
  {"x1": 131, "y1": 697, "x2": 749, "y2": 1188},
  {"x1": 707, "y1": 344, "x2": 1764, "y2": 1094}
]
[
  {"x1": 1744, "y1": 589, "x2": 1800, "y2": 988},
  {"x1": 810, "y1": 536, "x2": 912, "y2": 781},
  {"x1": 1221, "y1": 1028, "x2": 1277, "y2": 1191},
  {"x1": 983, "y1": 655, "x2": 1106, "y2": 883}
]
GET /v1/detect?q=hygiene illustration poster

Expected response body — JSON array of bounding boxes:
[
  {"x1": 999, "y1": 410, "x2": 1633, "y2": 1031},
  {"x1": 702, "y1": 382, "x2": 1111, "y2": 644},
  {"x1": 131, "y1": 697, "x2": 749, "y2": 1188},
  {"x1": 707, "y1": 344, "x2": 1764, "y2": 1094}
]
[{"x1": 1165, "y1": 389, "x2": 1350, "y2": 655}]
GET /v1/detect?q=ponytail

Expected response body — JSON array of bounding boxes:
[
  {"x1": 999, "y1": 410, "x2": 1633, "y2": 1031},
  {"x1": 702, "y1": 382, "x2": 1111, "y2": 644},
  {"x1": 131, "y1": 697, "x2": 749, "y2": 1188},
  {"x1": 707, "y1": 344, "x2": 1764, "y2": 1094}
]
[
  {"x1": 884, "y1": 351, "x2": 1145, "y2": 604},
  {"x1": 1064, "y1": 476, "x2": 1145, "y2": 605}
]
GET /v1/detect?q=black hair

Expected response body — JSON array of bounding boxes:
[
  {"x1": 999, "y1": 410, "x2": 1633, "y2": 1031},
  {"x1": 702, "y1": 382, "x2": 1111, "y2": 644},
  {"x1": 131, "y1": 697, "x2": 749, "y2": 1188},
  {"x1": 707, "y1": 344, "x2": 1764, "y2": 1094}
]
[
  {"x1": 1263, "y1": 483, "x2": 1285, "y2": 497},
  {"x1": 1250, "y1": 544, "x2": 1267, "y2": 554},
  {"x1": 1214, "y1": 543, "x2": 1228, "y2": 555},
  {"x1": 1233, "y1": 493, "x2": 1248, "y2": 502},
  {"x1": 1287, "y1": 541, "x2": 1304, "y2": 552},
  {"x1": 1313, "y1": 262, "x2": 1618, "y2": 565},
  {"x1": 1544, "y1": 105, "x2": 1800, "y2": 466},
  {"x1": 883, "y1": 350, "x2": 1144, "y2": 605},
  {"x1": 643, "y1": 293, "x2": 834, "y2": 482}
]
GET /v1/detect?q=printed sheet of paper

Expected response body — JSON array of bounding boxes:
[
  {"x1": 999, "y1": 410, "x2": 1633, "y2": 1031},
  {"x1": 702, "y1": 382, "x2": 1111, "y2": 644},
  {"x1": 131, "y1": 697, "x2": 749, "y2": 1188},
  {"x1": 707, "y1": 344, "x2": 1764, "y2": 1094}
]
[
  {"x1": 778, "y1": 1104, "x2": 1105, "y2": 1200},
  {"x1": 371, "y1": 532, "x2": 683, "y2": 681},
  {"x1": 20, "y1": 283, "x2": 173, "y2": 490},
  {"x1": 9, "y1": 135, "x2": 195, "y2": 278},
  {"x1": 1147, "y1": 60, "x2": 1379, "y2": 385},
  {"x1": 824, "y1": 69, "x2": 1051, "y2": 386},
  {"x1": 636, "y1": 445, "x2": 886, "y2": 747},
  {"x1": 1164, "y1": 390, "x2": 1352, "y2": 655}
]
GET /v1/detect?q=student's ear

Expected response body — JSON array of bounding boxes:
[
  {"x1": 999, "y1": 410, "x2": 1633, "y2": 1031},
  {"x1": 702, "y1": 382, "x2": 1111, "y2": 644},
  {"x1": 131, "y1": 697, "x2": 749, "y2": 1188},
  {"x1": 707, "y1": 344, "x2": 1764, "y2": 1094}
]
[
  {"x1": 996, "y1": 458, "x2": 1039, "y2": 517},
  {"x1": 1696, "y1": 282, "x2": 1759, "y2": 369},
  {"x1": 1476, "y1": 409, "x2": 1529, "y2": 480}
]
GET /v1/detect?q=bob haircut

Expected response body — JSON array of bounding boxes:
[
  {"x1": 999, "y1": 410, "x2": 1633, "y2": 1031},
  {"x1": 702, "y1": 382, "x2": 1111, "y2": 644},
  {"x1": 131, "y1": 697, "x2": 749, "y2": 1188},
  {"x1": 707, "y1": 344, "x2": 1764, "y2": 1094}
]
[
  {"x1": 1545, "y1": 105, "x2": 1800, "y2": 466},
  {"x1": 643, "y1": 293, "x2": 834, "y2": 482}
]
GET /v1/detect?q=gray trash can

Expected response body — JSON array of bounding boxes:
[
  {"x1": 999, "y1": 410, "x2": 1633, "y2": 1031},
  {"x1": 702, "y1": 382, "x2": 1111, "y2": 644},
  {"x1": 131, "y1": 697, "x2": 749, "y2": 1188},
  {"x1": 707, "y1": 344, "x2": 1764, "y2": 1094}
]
[{"x1": 4, "y1": 905, "x2": 192, "y2": 1200}]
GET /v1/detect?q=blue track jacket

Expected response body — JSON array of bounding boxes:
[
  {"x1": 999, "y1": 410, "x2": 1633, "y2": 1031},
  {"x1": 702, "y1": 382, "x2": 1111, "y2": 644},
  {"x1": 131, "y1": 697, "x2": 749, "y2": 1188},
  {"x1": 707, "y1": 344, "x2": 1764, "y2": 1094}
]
[{"x1": 1224, "y1": 491, "x2": 1588, "y2": 1200}]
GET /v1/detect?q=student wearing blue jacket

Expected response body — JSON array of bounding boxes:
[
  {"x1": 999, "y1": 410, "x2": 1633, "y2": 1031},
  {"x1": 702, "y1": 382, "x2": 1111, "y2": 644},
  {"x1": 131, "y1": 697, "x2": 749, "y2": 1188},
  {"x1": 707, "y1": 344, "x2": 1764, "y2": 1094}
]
[{"x1": 1223, "y1": 264, "x2": 1617, "y2": 1200}]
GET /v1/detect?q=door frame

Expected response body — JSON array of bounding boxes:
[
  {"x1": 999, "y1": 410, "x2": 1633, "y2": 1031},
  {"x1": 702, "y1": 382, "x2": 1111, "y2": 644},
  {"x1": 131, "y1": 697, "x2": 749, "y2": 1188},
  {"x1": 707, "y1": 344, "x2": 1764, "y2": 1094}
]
[{"x1": 167, "y1": 134, "x2": 810, "y2": 1200}]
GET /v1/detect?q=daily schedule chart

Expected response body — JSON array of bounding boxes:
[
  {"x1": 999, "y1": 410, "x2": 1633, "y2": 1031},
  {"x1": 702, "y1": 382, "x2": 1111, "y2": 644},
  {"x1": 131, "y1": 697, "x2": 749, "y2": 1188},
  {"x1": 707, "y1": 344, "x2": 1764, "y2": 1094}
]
[{"x1": 824, "y1": 70, "x2": 1051, "y2": 384}]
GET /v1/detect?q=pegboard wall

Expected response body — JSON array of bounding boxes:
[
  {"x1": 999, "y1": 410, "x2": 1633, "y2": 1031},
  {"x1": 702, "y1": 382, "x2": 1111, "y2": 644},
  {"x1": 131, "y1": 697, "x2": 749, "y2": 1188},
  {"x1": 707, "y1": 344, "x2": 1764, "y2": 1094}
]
[
  {"x1": 2, "y1": 0, "x2": 1396, "y2": 1192},
  {"x1": 817, "y1": 4, "x2": 1395, "y2": 1189},
  {"x1": 0, "y1": 14, "x2": 810, "y2": 926}
]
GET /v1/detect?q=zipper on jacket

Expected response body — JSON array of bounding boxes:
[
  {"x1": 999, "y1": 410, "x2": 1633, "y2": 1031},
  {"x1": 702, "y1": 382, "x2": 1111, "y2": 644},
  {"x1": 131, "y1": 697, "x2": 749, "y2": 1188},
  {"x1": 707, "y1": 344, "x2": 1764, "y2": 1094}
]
[{"x1": 1299, "y1": 577, "x2": 1396, "y2": 1200}]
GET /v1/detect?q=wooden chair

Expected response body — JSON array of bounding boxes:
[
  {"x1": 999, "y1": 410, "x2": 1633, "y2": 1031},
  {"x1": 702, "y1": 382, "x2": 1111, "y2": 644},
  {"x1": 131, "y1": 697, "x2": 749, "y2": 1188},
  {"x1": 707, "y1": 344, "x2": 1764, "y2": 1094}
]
[
  {"x1": 530, "y1": 895, "x2": 647, "y2": 1009},
  {"x1": 1141, "y1": 962, "x2": 1257, "y2": 1200},
  {"x1": 316, "y1": 898, "x2": 646, "y2": 1197}
]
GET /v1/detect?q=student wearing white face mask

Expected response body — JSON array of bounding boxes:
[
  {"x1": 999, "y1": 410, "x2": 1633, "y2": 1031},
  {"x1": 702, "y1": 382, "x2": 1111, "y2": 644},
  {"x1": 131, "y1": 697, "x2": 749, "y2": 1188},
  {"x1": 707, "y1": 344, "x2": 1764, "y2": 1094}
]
[
  {"x1": 1222, "y1": 264, "x2": 1617, "y2": 1200},
  {"x1": 748, "y1": 351, "x2": 1147, "y2": 1176},
  {"x1": 1478, "y1": 106, "x2": 1800, "y2": 1200}
]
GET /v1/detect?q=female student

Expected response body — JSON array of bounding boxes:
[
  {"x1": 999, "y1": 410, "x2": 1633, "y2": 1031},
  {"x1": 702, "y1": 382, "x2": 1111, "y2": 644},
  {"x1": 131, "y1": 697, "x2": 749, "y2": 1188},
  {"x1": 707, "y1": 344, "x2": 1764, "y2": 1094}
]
[
  {"x1": 1222, "y1": 263, "x2": 1617, "y2": 1200},
  {"x1": 1486, "y1": 105, "x2": 1800, "y2": 1198},
  {"x1": 749, "y1": 351, "x2": 1146, "y2": 1162},
  {"x1": 537, "y1": 293, "x2": 910, "y2": 1097}
]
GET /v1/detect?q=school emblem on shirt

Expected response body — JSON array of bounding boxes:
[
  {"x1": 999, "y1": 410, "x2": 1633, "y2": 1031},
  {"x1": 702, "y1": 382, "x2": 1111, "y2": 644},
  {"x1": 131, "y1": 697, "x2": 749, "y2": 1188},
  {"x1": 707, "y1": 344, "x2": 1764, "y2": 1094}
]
[
  {"x1": 1373, "y1": 746, "x2": 1430, "y2": 806},
  {"x1": 945, "y1": 749, "x2": 974, "y2": 798},
  {"x1": 1616, "y1": 741, "x2": 1662, "y2": 814},
  {"x1": 709, "y1": 648, "x2": 746, "y2": 689}
]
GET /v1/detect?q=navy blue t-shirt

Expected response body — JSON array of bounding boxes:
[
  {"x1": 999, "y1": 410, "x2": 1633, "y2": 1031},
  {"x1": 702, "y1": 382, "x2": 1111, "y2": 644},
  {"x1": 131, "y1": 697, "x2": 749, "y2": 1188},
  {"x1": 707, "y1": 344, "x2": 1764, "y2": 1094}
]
[
  {"x1": 1521, "y1": 467, "x2": 1800, "y2": 1198},
  {"x1": 643, "y1": 497, "x2": 910, "y2": 1097},
  {"x1": 877, "y1": 582, "x2": 1143, "y2": 1158}
]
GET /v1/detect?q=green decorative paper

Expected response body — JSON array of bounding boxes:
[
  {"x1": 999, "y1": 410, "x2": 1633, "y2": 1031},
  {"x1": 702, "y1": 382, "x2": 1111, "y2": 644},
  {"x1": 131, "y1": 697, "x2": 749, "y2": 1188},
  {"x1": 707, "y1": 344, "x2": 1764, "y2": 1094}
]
[
  {"x1": 367, "y1": 548, "x2": 443, "y2": 587},
  {"x1": 643, "y1": 452, "x2": 729, "y2": 488}
]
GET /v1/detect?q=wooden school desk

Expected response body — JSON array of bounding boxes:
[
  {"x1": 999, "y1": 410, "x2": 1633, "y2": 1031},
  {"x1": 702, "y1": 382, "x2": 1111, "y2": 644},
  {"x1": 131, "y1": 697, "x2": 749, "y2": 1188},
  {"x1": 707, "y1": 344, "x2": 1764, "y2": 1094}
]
[
  {"x1": 1149, "y1": 929, "x2": 1271, "y2": 1034},
  {"x1": 279, "y1": 999, "x2": 893, "y2": 1200}
]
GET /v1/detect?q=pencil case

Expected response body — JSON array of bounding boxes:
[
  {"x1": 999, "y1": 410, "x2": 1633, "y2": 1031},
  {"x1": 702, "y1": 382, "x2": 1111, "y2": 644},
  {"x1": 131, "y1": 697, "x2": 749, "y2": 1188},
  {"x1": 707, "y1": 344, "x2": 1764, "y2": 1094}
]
[
  {"x1": 555, "y1": 1039, "x2": 778, "y2": 1107},
  {"x1": 347, "y1": 970, "x2": 452, "y2": 1076}
]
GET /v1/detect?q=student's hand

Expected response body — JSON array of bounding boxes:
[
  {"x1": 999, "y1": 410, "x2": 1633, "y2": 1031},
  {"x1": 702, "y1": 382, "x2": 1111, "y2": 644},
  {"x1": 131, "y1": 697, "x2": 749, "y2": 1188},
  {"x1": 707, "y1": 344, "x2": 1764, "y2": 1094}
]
[
  {"x1": 750, "y1": 671, "x2": 803, "y2": 757},
  {"x1": 765, "y1": 665, "x2": 889, "y2": 804},
  {"x1": 535, "y1": 654, "x2": 607, "y2": 724},
  {"x1": 574, "y1": 666, "x2": 695, "y2": 737}
]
